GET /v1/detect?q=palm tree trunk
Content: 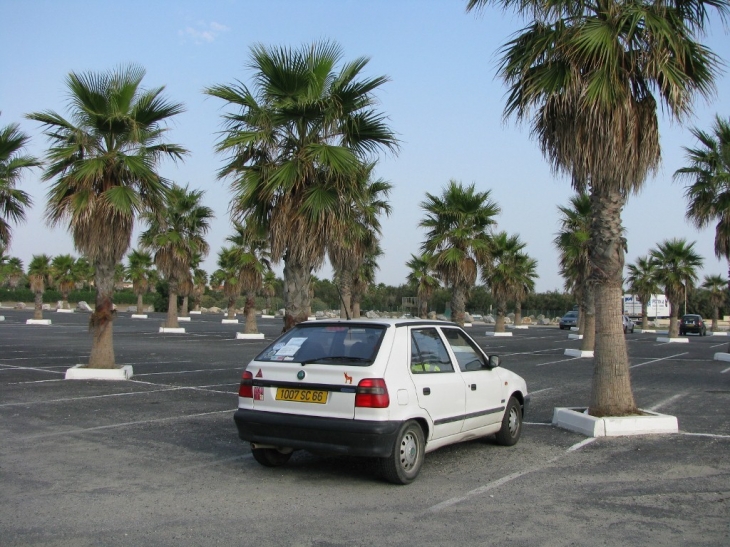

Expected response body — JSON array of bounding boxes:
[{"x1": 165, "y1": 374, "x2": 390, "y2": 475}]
[
  {"x1": 352, "y1": 300, "x2": 361, "y2": 318},
  {"x1": 283, "y1": 256, "x2": 311, "y2": 331},
  {"x1": 33, "y1": 291, "x2": 43, "y2": 320},
  {"x1": 180, "y1": 296, "x2": 189, "y2": 317},
  {"x1": 588, "y1": 184, "x2": 637, "y2": 417},
  {"x1": 668, "y1": 300, "x2": 680, "y2": 338},
  {"x1": 88, "y1": 259, "x2": 116, "y2": 369},
  {"x1": 711, "y1": 304, "x2": 719, "y2": 332},
  {"x1": 227, "y1": 295, "x2": 236, "y2": 320},
  {"x1": 244, "y1": 291, "x2": 258, "y2": 334},
  {"x1": 495, "y1": 296, "x2": 507, "y2": 333},
  {"x1": 514, "y1": 302, "x2": 522, "y2": 326},
  {"x1": 419, "y1": 297, "x2": 428, "y2": 319},
  {"x1": 451, "y1": 284, "x2": 467, "y2": 326},
  {"x1": 136, "y1": 292, "x2": 144, "y2": 314},
  {"x1": 641, "y1": 302, "x2": 649, "y2": 330},
  {"x1": 166, "y1": 279, "x2": 179, "y2": 328},
  {"x1": 581, "y1": 284, "x2": 595, "y2": 352},
  {"x1": 338, "y1": 269, "x2": 353, "y2": 319}
]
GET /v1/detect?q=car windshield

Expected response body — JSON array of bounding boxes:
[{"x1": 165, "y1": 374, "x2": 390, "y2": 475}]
[
  {"x1": 255, "y1": 323, "x2": 386, "y2": 366},
  {"x1": 563, "y1": 312, "x2": 578, "y2": 318}
]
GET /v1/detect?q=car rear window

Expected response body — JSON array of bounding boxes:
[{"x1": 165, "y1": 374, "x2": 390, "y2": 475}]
[{"x1": 255, "y1": 323, "x2": 386, "y2": 366}]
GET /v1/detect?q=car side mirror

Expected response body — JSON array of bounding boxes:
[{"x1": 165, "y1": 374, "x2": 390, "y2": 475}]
[{"x1": 488, "y1": 355, "x2": 500, "y2": 368}]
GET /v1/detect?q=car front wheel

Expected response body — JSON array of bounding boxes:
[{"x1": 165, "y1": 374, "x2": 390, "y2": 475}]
[
  {"x1": 379, "y1": 420, "x2": 425, "y2": 485},
  {"x1": 495, "y1": 397, "x2": 522, "y2": 446},
  {"x1": 251, "y1": 446, "x2": 293, "y2": 467}
]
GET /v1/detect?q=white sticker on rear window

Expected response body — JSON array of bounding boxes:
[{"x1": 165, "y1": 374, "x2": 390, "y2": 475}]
[{"x1": 275, "y1": 337, "x2": 307, "y2": 356}]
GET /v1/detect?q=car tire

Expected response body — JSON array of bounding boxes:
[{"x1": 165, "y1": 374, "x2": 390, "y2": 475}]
[
  {"x1": 251, "y1": 446, "x2": 293, "y2": 467},
  {"x1": 495, "y1": 396, "x2": 522, "y2": 447},
  {"x1": 379, "y1": 420, "x2": 425, "y2": 485}
]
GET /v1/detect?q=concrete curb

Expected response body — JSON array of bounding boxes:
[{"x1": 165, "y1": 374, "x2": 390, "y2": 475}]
[
  {"x1": 131, "y1": 314, "x2": 148, "y2": 319},
  {"x1": 657, "y1": 337, "x2": 689, "y2": 343},
  {"x1": 26, "y1": 319, "x2": 52, "y2": 325},
  {"x1": 236, "y1": 332, "x2": 265, "y2": 340},
  {"x1": 65, "y1": 364, "x2": 133, "y2": 380},
  {"x1": 159, "y1": 327, "x2": 186, "y2": 334},
  {"x1": 553, "y1": 407, "x2": 678, "y2": 437},
  {"x1": 564, "y1": 349, "x2": 593, "y2": 358},
  {"x1": 222, "y1": 319, "x2": 239, "y2": 324},
  {"x1": 485, "y1": 331, "x2": 513, "y2": 337}
]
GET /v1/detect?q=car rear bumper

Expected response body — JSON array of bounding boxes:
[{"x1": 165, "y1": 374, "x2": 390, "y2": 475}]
[{"x1": 233, "y1": 409, "x2": 401, "y2": 457}]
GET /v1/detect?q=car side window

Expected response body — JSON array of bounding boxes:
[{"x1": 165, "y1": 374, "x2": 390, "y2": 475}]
[
  {"x1": 410, "y1": 328, "x2": 454, "y2": 374},
  {"x1": 440, "y1": 328, "x2": 486, "y2": 372}
]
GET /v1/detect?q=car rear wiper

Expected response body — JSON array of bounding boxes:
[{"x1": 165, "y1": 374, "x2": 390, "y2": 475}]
[{"x1": 300, "y1": 355, "x2": 372, "y2": 366}]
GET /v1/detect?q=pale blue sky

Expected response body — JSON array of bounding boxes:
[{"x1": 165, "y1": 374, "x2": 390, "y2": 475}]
[{"x1": 2, "y1": 0, "x2": 729, "y2": 292}]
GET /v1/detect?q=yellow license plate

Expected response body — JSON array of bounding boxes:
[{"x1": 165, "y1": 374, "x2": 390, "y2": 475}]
[{"x1": 276, "y1": 388, "x2": 328, "y2": 404}]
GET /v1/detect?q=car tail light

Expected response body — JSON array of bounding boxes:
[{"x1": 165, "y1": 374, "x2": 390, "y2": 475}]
[
  {"x1": 238, "y1": 370, "x2": 253, "y2": 398},
  {"x1": 355, "y1": 378, "x2": 390, "y2": 408}
]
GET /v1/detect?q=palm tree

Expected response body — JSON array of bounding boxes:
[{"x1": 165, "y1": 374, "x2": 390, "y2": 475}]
[
  {"x1": 126, "y1": 249, "x2": 154, "y2": 314},
  {"x1": 261, "y1": 270, "x2": 278, "y2": 314},
  {"x1": 626, "y1": 255, "x2": 661, "y2": 331},
  {"x1": 482, "y1": 232, "x2": 526, "y2": 332},
  {"x1": 511, "y1": 252, "x2": 538, "y2": 326},
  {"x1": 0, "y1": 117, "x2": 40, "y2": 249},
  {"x1": 554, "y1": 194, "x2": 595, "y2": 351},
  {"x1": 51, "y1": 254, "x2": 78, "y2": 309},
  {"x1": 214, "y1": 246, "x2": 244, "y2": 320},
  {"x1": 466, "y1": 0, "x2": 726, "y2": 417},
  {"x1": 191, "y1": 262, "x2": 208, "y2": 313},
  {"x1": 72, "y1": 257, "x2": 94, "y2": 290},
  {"x1": 420, "y1": 180, "x2": 500, "y2": 326},
  {"x1": 701, "y1": 274, "x2": 726, "y2": 332},
  {"x1": 351, "y1": 241, "x2": 383, "y2": 319},
  {"x1": 1, "y1": 256, "x2": 24, "y2": 289},
  {"x1": 206, "y1": 40, "x2": 398, "y2": 331},
  {"x1": 677, "y1": 115, "x2": 730, "y2": 299},
  {"x1": 328, "y1": 165, "x2": 392, "y2": 319},
  {"x1": 406, "y1": 253, "x2": 440, "y2": 319},
  {"x1": 140, "y1": 184, "x2": 213, "y2": 329},
  {"x1": 226, "y1": 222, "x2": 271, "y2": 334},
  {"x1": 650, "y1": 239, "x2": 704, "y2": 338},
  {"x1": 27, "y1": 254, "x2": 52, "y2": 320},
  {"x1": 27, "y1": 65, "x2": 187, "y2": 368}
]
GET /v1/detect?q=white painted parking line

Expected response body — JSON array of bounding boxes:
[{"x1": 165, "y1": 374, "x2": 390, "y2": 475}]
[
  {"x1": 17, "y1": 409, "x2": 234, "y2": 440},
  {"x1": 648, "y1": 392, "x2": 688, "y2": 412},
  {"x1": 722, "y1": 367, "x2": 730, "y2": 374},
  {"x1": 528, "y1": 388, "x2": 553, "y2": 395},
  {"x1": 710, "y1": 343, "x2": 727, "y2": 349},
  {"x1": 502, "y1": 348, "x2": 564, "y2": 357},
  {"x1": 536, "y1": 357, "x2": 581, "y2": 367},
  {"x1": 133, "y1": 367, "x2": 241, "y2": 376},
  {"x1": 680, "y1": 432, "x2": 730, "y2": 439},
  {"x1": 629, "y1": 352, "x2": 688, "y2": 369},
  {"x1": 0, "y1": 364, "x2": 65, "y2": 375},
  {"x1": 567, "y1": 437, "x2": 598, "y2": 451},
  {"x1": 0, "y1": 387, "x2": 185, "y2": 407}
]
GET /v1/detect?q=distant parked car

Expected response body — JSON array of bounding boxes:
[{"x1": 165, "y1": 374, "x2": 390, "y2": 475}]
[
  {"x1": 622, "y1": 315, "x2": 635, "y2": 334},
  {"x1": 559, "y1": 310, "x2": 579, "y2": 330},
  {"x1": 679, "y1": 314, "x2": 707, "y2": 336}
]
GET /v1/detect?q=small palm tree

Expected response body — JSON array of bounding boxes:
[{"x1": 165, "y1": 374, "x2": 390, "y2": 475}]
[
  {"x1": 2, "y1": 256, "x2": 24, "y2": 289},
  {"x1": 626, "y1": 256, "x2": 661, "y2": 330},
  {"x1": 0, "y1": 117, "x2": 40, "y2": 249},
  {"x1": 650, "y1": 239, "x2": 704, "y2": 338},
  {"x1": 261, "y1": 270, "x2": 278, "y2": 314},
  {"x1": 511, "y1": 252, "x2": 538, "y2": 326},
  {"x1": 191, "y1": 263, "x2": 208, "y2": 313},
  {"x1": 406, "y1": 253, "x2": 440, "y2": 319},
  {"x1": 27, "y1": 254, "x2": 52, "y2": 320},
  {"x1": 126, "y1": 249, "x2": 154, "y2": 314},
  {"x1": 140, "y1": 184, "x2": 213, "y2": 328},
  {"x1": 701, "y1": 274, "x2": 726, "y2": 332},
  {"x1": 28, "y1": 65, "x2": 187, "y2": 368},
  {"x1": 72, "y1": 257, "x2": 94, "y2": 290},
  {"x1": 482, "y1": 232, "x2": 526, "y2": 333},
  {"x1": 51, "y1": 254, "x2": 78, "y2": 309},
  {"x1": 214, "y1": 246, "x2": 243, "y2": 321},
  {"x1": 420, "y1": 180, "x2": 500, "y2": 326}
]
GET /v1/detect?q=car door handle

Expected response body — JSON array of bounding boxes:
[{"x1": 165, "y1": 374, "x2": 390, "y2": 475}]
[
  {"x1": 423, "y1": 387, "x2": 431, "y2": 395},
  {"x1": 470, "y1": 384, "x2": 477, "y2": 391}
]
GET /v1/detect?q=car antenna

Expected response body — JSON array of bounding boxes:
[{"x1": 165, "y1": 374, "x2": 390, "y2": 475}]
[{"x1": 335, "y1": 283, "x2": 351, "y2": 320}]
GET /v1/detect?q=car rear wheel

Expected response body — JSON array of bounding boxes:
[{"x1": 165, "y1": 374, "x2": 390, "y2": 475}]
[
  {"x1": 495, "y1": 397, "x2": 522, "y2": 446},
  {"x1": 379, "y1": 420, "x2": 424, "y2": 485},
  {"x1": 251, "y1": 446, "x2": 293, "y2": 467}
]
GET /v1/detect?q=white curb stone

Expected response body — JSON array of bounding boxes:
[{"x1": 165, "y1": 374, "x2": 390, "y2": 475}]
[
  {"x1": 222, "y1": 319, "x2": 239, "y2": 324},
  {"x1": 177, "y1": 316, "x2": 191, "y2": 322},
  {"x1": 26, "y1": 319, "x2": 52, "y2": 325},
  {"x1": 131, "y1": 314, "x2": 148, "y2": 319},
  {"x1": 657, "y1": 337, "x2": 689, "y2": 343},
  {"x1": 65, "y1": 364, "x2": 133, "y2": 380},
  {"x1": 568, "y1": 333, "x2": 583, "y2": 340},
  {"x1": 564, "y1": 349, "x2": 593, "y2": 358},
  {"x1": 236, "y1": 333, "x2": 265, "y2": 340},
  {"x1": 159, "y1": 327, "x2": 186, "y2": 333},
  {"x1": 714, "y1": 352, "x2": 730, "y2": 362},
  {"x1": 485, "y1": 331, "x2": 513, "y2": 337},
  {"x1": 553, "y1": 407, "x2": 678, "y2": 437}
]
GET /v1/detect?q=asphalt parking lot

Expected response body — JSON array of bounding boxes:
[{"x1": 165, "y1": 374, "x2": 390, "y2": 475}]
[{"x1": 1, "y1": 309, "x2": 729, "y2": 546}]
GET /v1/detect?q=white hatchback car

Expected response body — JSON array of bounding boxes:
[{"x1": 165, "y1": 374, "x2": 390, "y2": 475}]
[{"x1": 234, "y1": 318, "x2": 529, "y2": 484}]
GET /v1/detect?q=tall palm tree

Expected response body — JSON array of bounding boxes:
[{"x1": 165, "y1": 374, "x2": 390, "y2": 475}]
[
  {"x1": 329, "y1": 165, "x2": 392, "y2": 319},
  {"x1": 214, "y1": 246, "x2": 244, "y2": 321},
  {"x1": 126, "y1": 249, "x2": 154, "y2": 314},
  {"x1": 482, "y1": 231, "x2": 526, "y2": 332},
  {"x1": 650, "y1": 239, "x2": 704, "y2": 338},
  {"x1": 352, "y1": 244, "x2": 380, "y2": 319},
  {"x1": 206, "y1": 40, "x2": 398, "y2": 331},
  {"x1": 511, "y1": 252, "x2": 538, "y2": 326},
  {"x1": 701, "y1": 274, "x2": 726, "y2": 332},
  {"x1": 677, "y1": 115, "x2": 730, "y2": 298},
  {"x1": 2, "y1": 256, "x2": 24, "y2": 289},
  {"x1": 626, "y1": 255, "x2": 661, "y2": 331},
  {"x1": 51, "y1": 254, "x2": 78, "y2": 309},
  {"x1": 420, "y1": 180, "x2": 500, "y2": 326},
  {"x1": 226, "y1": 222, "x2": 271, "y2": 334},
  {"x1": 27, "y1": 254, "x2": 52, "y2": 320},
  {"x1": 467, "y1": 0, "x2": 726, "y2": 417},
  {"x1": 406, "y1": 253, "x2": 440, "y2": 319},
  {"x1": 140, "y1": 184, "x2": 213, "y2": 329},
  {"x1": 0, "y1": 117, "x2": 40, "y2": 249},
  {"x1": 553, "y1": 194, "x2": 596, "y2": 352},
  {"x1": 27, "y1": 65, "x2": 187, "y2": 368}
]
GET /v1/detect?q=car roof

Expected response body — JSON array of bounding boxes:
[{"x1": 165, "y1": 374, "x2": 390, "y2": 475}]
[{"x1": 297, "y1": 318, "x2": 459, "y2": 329}]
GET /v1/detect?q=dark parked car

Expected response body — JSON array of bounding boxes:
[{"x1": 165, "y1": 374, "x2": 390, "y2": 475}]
[
  {"x1": 679, "y1": 314, "x2": 707, "y2": 336},
  {"x1": 559, "y1": 310, "x2": 579, "y2": 330}
]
